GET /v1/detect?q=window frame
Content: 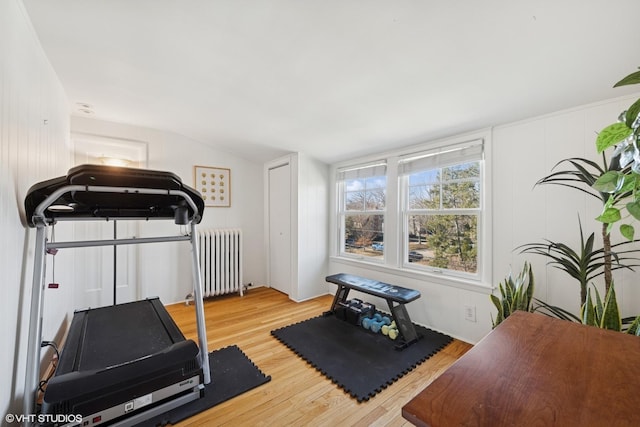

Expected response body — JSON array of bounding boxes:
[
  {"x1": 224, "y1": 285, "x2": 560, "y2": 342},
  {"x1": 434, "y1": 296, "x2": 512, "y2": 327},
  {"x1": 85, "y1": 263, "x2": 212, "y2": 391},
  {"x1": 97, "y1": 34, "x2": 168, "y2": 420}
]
[
  {"x1": 331, "y1": 130, "x2": 492, "y2": 291},
  {"x1": 336, "y1": 162, "x2": 387, "y2": 262},
  {"x1": 400, "y1": 154, "x2": 483, "y2": 279}
]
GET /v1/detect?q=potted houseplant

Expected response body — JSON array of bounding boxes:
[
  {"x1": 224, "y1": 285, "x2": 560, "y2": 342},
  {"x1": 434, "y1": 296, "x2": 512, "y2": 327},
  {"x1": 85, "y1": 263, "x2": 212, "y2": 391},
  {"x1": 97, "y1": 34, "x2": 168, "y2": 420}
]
[
  {"x1": 592, "y1": 68, "x2": 640, "y2": 240},
  {"x1": 493, "y1": 66, "x2": 640, "y2": 333},
  {"x1": 490, "y1": 262, "x2": 534, "y2": 328}
]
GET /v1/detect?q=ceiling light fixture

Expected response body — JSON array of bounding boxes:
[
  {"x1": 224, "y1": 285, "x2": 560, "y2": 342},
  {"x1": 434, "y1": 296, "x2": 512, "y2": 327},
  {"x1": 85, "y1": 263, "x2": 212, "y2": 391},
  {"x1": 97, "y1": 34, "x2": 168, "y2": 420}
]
[
  {"x1": 76, "y1": 102, "x2": 95, "y2": 115},
  {"x1": 99, "y1": 157, "x2": 131, "y2": 167}
]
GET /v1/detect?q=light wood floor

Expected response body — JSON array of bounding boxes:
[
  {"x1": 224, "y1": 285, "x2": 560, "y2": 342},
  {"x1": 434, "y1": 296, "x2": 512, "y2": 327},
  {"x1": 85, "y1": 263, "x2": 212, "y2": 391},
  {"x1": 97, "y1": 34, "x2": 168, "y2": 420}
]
[{"x1": 165, "y1": 287, "x2": 472, "y2": 427}]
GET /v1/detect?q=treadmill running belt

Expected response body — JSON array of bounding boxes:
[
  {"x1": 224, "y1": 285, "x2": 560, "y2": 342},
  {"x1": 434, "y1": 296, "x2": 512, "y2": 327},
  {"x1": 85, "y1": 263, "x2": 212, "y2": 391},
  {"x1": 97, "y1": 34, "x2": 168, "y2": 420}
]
[
  {"x1": 77, "y1": 301, "x2": 178, "y2": 370},
  {"x1": 58, "y1": 298, "x2": 187, "y2": 372},
  {"x1": 43, "y1": 298, "x2": 203, "y2": 424}
]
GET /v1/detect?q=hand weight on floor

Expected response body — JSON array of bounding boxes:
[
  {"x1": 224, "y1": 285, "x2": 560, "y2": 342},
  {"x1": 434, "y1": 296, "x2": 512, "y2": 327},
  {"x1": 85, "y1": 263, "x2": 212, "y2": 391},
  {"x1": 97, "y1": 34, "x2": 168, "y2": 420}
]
[{"x1": 369, "y1": 315, "x2": 391, "y2": 333}]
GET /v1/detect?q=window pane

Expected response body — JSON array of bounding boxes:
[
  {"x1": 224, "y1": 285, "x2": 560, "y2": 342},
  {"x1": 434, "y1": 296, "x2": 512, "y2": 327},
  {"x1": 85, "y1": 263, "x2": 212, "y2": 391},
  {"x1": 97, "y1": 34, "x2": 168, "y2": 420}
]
[
  {"x1": 407, "y1": 214, "x2": 477, "y2": 273},
  {"x1": 344, "y1": 213, "x2": 384, "y2": 259},
  {"x1": 344, "y1": 176, "x2": 386, "y2": 211},
  {"x1": 365, "y1": 188, "x2": 386, "y2": 210},
  {"x1": 443, "y1": 161, "x2": 479, "y2": 180},
  {"x1": 442, "y1": 181, "x2": 480, "y2": 209},
  {"x1": 408, "y1": 184, "x2": 440, "y2": 209},
  {"x1": 442, "y1": 161, "x2": 480, "y2": 209},
  {"x1": 409, "y1": 169, "x2": 439, "y2": 185},
  {"x1": 366, "y1": 176, "x2": 386, "y2": 189},
  {"x1": 345, "y1": 190, "x2": 365, "y2": 211},
  {"x1": 345, "y1": 178, "x2": 365, "y2": 192}
]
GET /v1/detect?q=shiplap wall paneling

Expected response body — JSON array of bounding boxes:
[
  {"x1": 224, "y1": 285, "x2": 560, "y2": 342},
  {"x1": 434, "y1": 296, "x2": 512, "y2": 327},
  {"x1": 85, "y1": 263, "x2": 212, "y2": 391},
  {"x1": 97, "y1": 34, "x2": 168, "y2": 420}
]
[{"x1": 1, "y1": 0, "x2": 72, "y2": 414}]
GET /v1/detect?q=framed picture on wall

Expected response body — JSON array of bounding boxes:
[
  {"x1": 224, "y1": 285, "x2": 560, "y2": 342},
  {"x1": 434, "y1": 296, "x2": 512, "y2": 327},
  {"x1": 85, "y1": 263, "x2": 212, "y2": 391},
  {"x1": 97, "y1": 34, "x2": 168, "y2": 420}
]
[{"x1": 194, "y1": 166, "x2": 231, "y2": 207}]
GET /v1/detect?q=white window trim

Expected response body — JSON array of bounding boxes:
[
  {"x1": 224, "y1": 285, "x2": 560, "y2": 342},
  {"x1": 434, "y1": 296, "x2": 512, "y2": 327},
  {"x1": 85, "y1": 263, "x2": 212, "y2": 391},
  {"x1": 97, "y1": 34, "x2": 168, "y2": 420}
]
[
  {"x1": 330, "y1": 128, "x2": 493, "y2": 293},
  {"x1": 400, "y1": 151, "x2": 483, "y2": 279}
]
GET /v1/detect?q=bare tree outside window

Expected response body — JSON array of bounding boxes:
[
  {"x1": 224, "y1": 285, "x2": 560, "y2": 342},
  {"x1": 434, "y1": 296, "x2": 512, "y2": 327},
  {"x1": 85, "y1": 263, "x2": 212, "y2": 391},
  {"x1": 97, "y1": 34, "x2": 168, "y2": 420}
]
[{"x1": 342, "y1": 175, "x2": 386, "y2": 259}]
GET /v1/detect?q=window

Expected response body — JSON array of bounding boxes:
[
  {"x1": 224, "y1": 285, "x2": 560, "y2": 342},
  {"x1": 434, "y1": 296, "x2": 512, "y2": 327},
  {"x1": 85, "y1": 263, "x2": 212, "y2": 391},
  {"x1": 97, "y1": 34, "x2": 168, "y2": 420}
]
[
  {"x1": 334, "y1": 137, "x2": 486, "y2": 283},
  {"x1": 337, "y1": 162, "x2": 386, "y2": 261},
  {"x1": 400, "y1": 141, "x2": 483, "y2": 276}
]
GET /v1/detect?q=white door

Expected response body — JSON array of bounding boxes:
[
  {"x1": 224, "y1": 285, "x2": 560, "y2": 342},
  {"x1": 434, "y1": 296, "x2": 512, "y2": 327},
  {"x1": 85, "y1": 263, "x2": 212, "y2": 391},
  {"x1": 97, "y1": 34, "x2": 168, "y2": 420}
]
[
  {"x1": 71, "y1": 138, "x2": 145, "y2": 308},
  {"x1": 268, "y1": 163, "x2": 292, "y2": 295},
  {"x1": 73, "y1": 220, "x2": 138, "y2": 309},
  {"x1": 113, "y1": 221, "x2": 138, "y2": 304}
]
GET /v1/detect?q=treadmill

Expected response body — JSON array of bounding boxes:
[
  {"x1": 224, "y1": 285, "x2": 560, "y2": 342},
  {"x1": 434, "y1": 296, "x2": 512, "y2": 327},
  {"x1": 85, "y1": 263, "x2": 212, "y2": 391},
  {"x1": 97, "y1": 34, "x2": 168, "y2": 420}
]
[{"x1": 23, "y1": 164, "x2": 211, "y2": 426}]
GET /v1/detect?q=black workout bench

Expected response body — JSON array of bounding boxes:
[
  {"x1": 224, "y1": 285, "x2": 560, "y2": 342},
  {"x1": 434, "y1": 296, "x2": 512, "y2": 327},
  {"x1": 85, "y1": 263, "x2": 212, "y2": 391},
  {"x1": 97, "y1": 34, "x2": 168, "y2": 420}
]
[{"x1": 325, "y1": 273, "x2": 422, "y2": 349}]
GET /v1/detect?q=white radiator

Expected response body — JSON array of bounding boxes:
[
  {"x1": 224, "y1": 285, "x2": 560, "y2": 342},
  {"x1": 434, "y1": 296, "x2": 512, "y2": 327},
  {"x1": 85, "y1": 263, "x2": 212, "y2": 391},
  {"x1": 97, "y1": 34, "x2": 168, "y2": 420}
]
[{"x1": 198, "y1": 228, "x2": 243, "y2": 297}]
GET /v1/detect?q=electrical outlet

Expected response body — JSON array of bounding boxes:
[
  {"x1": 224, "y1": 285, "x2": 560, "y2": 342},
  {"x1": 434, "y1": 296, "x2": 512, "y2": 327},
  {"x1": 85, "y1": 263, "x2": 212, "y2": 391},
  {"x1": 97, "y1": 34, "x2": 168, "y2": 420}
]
[{"x1": 464, "y1": 305, "x2": 476, "y2": 322}]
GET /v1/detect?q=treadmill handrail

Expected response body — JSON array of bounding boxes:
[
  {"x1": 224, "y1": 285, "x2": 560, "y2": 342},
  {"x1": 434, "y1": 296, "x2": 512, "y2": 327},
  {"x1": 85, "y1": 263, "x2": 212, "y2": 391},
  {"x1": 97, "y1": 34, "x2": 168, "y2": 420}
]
[
  {"x1": 31, "y1": 184, "x2": 202, "y2": 226},
  {"x1": 47, "y1": 234, "x2": 191, "y2": 250}
]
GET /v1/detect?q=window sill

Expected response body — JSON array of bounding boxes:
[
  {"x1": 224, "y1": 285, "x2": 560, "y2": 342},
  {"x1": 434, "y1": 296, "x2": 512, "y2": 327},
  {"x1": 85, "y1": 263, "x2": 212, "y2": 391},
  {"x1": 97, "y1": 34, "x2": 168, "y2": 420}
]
[{"x1": 329, "y1": 256, "x2": 494, "y2": 295}]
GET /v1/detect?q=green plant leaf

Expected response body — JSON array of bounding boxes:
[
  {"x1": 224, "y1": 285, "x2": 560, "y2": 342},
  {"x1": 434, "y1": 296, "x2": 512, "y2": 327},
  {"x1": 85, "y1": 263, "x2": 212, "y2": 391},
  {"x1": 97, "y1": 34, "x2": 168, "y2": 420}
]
[
  {"x1": 593, "y1": 171, "x2": 624, "y2": 193},
  {"x1": 491, "y1": 263, "x2": 534, "y2": 327},
  {"x1": 594, "y1": 287, "x2": 604, "y2": 324},
  {"x1": 620, "y1": 224, "x2": 635, "y2": 240},
  {"x1": 614, "y1": 71, "x2": 640, "y2": 88},
  {"x1": 533, "y1": 299, "x2": 581, "y2": 322},
  {"x1": 490, "y1": 293, "x2": 502, "y2": 311},
  {"x1": 595, "y1": 207, "x2": 621, "y2": 223},
  {"x1": 607, "y1": 194, "x2": 618, "y2": 209},
  {"x1": 627, "y1": 200, "x2": 640, "y2": 221},
  {"x1": 600, "y1": 284, "x2": 622, "y2": 331},
  {"x1": 582, "y1": 287, "x2": 596, "y2": 326},
  {"x1": 536, "y1": 157, "x2": 609, "y2": 202},
  {"x1": 618, "y1": 174, "x2": 637, "y2": 194},
  {"x1": 596, "y1": 123, "x2": 633, "y2": 153},
  {"x1": 524, "y1": 264, "x2": 534, "y2": 311},
  {"x1": 626, "y1": 315, "x2": 640, "y2": 335},
  {"x1": 504, "y1": 278, "x2": 514, "y2": 303},
  {"x1": 625, "y1": 98, "x2": 640, "y2": 128},
  {"x1": 490, "y1": 294, "x2": 504, "y2": 328}
]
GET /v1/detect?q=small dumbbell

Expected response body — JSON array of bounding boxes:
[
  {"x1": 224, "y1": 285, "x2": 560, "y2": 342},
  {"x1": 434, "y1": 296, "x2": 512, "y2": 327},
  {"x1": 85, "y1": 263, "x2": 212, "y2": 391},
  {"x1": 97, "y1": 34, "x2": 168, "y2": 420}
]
[
  {"x1": 362, "y1": 315, "x2": 374, "y2": 330},
  {"x1": 382, "y1": 320, "x2": 396, "y2": 336},
  {"x1": 370, "y1": 315, "x2": 391, "y2": 333},
  {"x1": 363, "y1": 312, "x2": 381, "y2": 329},
  {"x1": 388, "y1": 327, "x2": 399, "y2": 340}
]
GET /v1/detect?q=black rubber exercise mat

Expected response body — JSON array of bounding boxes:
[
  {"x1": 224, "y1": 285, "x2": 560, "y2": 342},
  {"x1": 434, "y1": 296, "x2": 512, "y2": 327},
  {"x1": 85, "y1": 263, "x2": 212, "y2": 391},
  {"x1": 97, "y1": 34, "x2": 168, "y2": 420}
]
[
  {"x1": 271, "y1": 314, "x2": 452, "y2": 402},
  {"x1": 138, "y1": 345, "x2": 271, "y2": 426}
]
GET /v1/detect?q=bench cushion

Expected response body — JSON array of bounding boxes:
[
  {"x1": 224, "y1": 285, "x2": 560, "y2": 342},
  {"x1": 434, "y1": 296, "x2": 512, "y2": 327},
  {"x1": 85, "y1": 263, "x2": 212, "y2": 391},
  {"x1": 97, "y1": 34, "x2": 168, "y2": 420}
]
[{"x1": 326, "y1": 273, "x2": 421, "y2": 304}]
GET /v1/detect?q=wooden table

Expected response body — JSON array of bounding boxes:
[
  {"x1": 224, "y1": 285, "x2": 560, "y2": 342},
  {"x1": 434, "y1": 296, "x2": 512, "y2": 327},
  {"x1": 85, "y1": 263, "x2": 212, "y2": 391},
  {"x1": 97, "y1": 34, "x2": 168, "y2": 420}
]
[{"x1": 402, "y1": 311, "x2": 640, "y2": 426}]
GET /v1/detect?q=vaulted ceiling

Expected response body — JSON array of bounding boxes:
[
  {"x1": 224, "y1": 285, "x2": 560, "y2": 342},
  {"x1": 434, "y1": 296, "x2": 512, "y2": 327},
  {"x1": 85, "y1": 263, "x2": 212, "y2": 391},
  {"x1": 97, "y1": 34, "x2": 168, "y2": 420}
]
[{"x1": 23, "y1": 0, "x2": 640, "y2": 164}]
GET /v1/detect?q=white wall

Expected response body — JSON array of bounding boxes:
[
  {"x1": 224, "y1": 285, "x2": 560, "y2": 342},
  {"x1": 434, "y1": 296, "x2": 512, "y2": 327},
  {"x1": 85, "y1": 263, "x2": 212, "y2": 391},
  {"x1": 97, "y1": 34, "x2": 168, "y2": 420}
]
[
  {"x1": 329, "y1": 93, "x2": 640, "y2": 344},
  {"x1": 70, "y1": 117, "x2": 265, "y2": 304},
  {"x1": 295, "y1": 153, "x2": 330, "y2": 301},
  {"x1": 1, "y1": 0, "x2": 72, "y2": 415}
]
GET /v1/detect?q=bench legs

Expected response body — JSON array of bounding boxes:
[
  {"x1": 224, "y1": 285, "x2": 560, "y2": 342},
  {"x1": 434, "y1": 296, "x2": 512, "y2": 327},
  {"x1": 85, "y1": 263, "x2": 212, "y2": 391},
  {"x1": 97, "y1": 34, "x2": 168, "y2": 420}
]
[
  {"x1": 327, "y1": 284, "x2": 351, "y2": 314},
  {"x1": 386, "y1": 300, "x2": 420, "y2": 349}
]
